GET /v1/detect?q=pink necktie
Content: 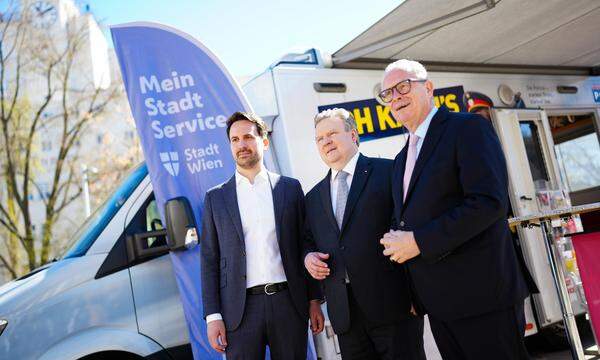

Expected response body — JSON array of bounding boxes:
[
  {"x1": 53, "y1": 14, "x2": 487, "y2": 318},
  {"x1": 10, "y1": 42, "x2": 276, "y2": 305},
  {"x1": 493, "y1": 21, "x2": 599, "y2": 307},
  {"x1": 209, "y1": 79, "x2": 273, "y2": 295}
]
[{"x1": 403, "y1": 134, "x2": 419, "y2": 201}]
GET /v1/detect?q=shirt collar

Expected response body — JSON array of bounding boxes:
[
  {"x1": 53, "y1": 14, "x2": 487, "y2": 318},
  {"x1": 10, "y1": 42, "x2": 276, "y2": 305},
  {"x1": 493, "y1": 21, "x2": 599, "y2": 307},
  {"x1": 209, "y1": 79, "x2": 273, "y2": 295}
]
[
  {"x1": 331, "y1": 151, "x2": 360, "y2": 182},
  {"x1": 235, "y1": 165, "x2": 269, "y2": 185},
  {"x1": 412, "y1": 106, "x2": 438, "y2": 140}
]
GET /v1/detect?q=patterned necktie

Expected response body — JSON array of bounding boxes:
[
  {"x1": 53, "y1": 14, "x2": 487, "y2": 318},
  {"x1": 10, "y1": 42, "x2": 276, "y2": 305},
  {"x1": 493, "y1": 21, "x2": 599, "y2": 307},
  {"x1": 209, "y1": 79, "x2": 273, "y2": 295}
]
[
  {"x1": 335, "y1": 171, "x2": 349, "y2": 229},
  {"x1": 403, "y1": 134, "x2": 420, "y2": 201}
]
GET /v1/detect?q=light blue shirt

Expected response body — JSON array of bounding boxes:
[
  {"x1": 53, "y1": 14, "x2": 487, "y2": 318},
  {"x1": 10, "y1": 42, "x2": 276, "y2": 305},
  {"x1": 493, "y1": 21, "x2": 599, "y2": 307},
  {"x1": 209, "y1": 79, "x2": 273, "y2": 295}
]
[{"x1": 410, "y1": 106, "x2": 438, "y2": 158}]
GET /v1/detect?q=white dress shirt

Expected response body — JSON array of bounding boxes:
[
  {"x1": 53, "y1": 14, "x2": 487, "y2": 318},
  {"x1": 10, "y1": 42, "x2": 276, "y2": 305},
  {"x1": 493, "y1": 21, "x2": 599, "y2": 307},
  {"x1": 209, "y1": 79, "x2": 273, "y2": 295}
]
[
  {"x1": 410, "y1": 106, "x2": 438, "y2": 158},
  {"x1": 236, "y1": 168, "x2": 287, "y2": 288},
  {"x1": 206, "y1": 167, "x2": 287, "y2": 324}
]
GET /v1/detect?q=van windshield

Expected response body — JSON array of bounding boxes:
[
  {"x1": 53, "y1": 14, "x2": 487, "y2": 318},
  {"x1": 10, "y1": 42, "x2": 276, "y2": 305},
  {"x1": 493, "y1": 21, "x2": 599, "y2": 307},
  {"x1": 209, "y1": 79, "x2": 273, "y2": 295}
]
[{"x1": 62, "y1": 163, "x2": 148, "y2": 259}]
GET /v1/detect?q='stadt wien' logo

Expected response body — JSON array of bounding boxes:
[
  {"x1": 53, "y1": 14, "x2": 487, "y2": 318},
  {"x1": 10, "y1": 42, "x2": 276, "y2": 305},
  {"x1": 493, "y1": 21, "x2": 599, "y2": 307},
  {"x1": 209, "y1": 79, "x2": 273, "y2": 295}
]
[{"x1": 160, "y1": 151, "x2": 180, "y2": 176}]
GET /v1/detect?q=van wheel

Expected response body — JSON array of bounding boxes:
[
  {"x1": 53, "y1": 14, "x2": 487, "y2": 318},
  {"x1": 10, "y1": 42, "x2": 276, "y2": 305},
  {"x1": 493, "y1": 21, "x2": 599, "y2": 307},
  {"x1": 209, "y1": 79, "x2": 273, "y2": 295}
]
[{"x1": 79, "y1": 351, "x2": 143, "y2": 360}]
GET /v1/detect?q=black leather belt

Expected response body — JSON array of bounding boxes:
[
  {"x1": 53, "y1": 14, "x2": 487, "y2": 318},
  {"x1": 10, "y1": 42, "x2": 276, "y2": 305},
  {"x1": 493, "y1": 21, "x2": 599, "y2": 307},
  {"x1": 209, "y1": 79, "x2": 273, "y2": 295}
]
[{"x1": 246, "y1": 282, "x2": 288, "y2": 295}]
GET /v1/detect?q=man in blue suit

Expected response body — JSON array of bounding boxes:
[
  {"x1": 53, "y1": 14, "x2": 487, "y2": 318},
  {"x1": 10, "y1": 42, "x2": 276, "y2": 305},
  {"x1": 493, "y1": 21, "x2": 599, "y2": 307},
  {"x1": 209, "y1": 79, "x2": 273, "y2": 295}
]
[
  {"x1": 379, "y1": 59, "x2": 530, "y2": 359},
  {"x1": 304, "y1": 108, "x2": 425, "y2": 359},
  {"x1": 200, "y1": 112, "x2": 324, "y2": 359}
]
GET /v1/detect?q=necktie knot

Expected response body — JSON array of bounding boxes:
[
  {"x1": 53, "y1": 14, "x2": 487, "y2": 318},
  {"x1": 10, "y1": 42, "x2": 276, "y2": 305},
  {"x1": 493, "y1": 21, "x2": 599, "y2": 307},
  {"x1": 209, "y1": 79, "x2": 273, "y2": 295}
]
[
  {"x1": 336, "y1": 170, "x2": 349, "y2": 182},
  {"x1": 409, "y1": 134, "x2": 419, "y2": 147}
]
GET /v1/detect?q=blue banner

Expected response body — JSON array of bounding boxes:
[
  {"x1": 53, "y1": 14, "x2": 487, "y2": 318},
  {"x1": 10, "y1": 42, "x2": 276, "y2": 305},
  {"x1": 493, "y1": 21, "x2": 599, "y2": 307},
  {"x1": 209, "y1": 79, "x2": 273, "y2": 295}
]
[{"x1": 111, "y1": 22, "x2": 247, "y2": 359}]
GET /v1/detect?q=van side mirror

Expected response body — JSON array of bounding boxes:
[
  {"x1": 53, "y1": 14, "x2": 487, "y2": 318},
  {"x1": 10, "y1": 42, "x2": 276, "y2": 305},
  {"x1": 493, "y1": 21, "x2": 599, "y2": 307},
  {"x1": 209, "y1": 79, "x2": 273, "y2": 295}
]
[{"x1": 164, "y1": 196, "x2": 198, "y2": 251}]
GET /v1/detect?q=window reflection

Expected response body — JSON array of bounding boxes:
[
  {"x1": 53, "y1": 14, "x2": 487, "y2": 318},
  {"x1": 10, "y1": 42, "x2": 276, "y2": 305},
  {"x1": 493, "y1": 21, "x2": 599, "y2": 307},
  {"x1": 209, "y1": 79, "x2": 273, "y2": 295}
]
[
  {"x1": 550, "y1": 113, "x2": 600, "y2": 194},
  {"x1": 555, "y1": 133, "x2": 600, "y2": 192},
  {"x1": 520, "y1": 122, "x2": 549, "y2": 183}
]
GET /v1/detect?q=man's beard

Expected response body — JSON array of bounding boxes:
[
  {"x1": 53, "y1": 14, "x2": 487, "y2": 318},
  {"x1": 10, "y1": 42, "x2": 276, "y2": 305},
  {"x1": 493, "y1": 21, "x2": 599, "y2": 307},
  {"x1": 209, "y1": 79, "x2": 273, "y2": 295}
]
[{"x1": 235, "y1": 150, "x2": 260, "y2": 169}]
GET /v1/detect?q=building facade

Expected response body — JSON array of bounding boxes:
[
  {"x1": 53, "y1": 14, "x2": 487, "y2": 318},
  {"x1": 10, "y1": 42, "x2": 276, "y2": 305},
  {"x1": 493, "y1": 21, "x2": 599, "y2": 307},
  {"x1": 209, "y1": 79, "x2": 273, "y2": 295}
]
[{"x1": 0, "y1": 0, "x2": 141, "y2": 282}]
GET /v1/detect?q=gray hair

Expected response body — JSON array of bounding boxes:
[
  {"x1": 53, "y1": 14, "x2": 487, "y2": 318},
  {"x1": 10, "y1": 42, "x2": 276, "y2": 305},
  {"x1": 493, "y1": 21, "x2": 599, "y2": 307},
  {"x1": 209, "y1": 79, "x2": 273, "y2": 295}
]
[
  {"x1": 383, "y1": 59, "x2": 428, "y2": 82},
  {"x1": 314, "y1": 108, "x2": 359, "y2": 146}
]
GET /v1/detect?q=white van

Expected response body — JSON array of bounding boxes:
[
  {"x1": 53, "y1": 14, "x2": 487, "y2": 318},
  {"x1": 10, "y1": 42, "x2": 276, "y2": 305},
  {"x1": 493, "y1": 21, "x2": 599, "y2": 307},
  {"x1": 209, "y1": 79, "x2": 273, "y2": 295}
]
[{"x1": 0, "y1": 165, "x2": 193, "y2": 359}]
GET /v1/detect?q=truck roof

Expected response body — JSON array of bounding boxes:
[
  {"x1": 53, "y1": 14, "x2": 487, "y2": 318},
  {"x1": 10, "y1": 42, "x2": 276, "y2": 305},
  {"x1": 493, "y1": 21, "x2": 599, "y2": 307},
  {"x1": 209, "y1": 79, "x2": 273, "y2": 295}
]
[{"x1": 331, "y1": 0, "x2": 600, "y2": 76}]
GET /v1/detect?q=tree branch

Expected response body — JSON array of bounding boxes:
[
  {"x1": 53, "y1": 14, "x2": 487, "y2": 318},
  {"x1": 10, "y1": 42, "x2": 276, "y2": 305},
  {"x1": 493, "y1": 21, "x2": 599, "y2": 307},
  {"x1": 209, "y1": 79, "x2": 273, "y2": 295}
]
[
  {"x1": 0, "y1": 210, "x2": 21, "y2": 239},
  {"x1": 28, "y1": 178, "x2": 49, "y2": 208},
  {"x1": 55, "y1": 186, "x2": 84, "y2": 214},
  {"x1": 0, "y1": 252, "x2": 17, "y2": 279}
]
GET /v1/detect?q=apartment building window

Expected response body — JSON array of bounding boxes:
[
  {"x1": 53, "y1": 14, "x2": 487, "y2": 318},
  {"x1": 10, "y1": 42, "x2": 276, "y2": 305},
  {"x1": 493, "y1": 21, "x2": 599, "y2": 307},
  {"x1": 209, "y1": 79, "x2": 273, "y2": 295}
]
[{"x1": 42, "y1": 141, "x2": 52, "y2": 152}]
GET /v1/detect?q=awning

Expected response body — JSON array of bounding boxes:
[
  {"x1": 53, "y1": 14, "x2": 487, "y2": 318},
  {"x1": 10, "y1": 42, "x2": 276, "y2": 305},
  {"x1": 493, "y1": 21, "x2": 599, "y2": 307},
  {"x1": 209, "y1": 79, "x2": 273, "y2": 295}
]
[{"x1": 332, "y1": 0, "x2": 600, "y2": 75}]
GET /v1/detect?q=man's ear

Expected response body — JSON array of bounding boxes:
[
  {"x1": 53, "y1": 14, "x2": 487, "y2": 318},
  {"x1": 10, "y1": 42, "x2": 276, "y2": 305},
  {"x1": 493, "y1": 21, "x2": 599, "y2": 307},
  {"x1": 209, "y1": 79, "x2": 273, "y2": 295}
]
[
  {"x1": 262, "y1": 136, "x2": 270, "y2": 150},
  {"x1": 351, "y1": 129, "x2": 359, "y2": 144},
  {"x1": 425, "y1": 80, "x2": 434, "y2": 96}
]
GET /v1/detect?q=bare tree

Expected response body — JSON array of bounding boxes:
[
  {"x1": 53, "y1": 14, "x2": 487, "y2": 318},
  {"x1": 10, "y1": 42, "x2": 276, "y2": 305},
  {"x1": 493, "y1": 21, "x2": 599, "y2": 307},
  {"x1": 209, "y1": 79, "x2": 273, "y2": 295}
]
[{"x1": 0, "y1": 1, "x2": 123, "y2": 276}]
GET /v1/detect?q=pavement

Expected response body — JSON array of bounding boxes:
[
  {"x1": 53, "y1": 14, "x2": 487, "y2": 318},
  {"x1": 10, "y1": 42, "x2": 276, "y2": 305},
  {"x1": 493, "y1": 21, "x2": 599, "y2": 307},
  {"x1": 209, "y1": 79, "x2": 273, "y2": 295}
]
[
  {"x1": 530, "y1": 346, "x2": 599, "y2": 360},
  {"x1": 529, "y1": 327, "x2": 599, "y2": 360},
  {"x1": 422, "y1": 315, "x2": 599, "y2": 360}
]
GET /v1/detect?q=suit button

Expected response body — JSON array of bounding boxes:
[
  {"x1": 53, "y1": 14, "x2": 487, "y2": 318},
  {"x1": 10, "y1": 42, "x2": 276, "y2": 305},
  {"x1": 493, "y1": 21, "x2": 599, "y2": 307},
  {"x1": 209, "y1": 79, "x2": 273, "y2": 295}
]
[{"x1": 399, "y1": 220, "x2": 405, "y2": 227}]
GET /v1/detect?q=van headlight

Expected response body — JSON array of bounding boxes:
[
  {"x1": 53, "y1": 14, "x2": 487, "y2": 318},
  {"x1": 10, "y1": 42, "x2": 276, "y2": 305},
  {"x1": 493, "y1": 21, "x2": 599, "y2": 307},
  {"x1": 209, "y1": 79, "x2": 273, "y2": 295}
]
[{"x1": 0, "y1": 319, "x2": 6, "y2": 336}]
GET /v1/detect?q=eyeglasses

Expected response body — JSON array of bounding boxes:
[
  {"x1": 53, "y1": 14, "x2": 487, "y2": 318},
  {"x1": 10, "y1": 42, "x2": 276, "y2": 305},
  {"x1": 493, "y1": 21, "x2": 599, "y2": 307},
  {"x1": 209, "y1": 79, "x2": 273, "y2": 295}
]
[{"x1": 378, "y1": 79, "x2": 427, "y2": 103}]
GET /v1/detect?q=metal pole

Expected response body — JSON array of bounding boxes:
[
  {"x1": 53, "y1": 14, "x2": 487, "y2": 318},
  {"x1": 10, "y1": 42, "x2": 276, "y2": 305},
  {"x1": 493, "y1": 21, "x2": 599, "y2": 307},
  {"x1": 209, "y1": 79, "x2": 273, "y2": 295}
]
[
  {"x1": 540, "y1": 219, "x2": 586, "y2": 359},
  {"x1": 82, "y1": 164, "x2": 91, "y2": 217}
]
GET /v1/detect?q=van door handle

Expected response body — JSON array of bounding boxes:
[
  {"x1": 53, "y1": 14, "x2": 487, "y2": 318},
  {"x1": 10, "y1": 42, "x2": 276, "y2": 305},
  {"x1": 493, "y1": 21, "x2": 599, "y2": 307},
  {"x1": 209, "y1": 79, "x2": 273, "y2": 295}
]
[{"x1": 520, "y1": 195, "x2": 533, "y2": 201}]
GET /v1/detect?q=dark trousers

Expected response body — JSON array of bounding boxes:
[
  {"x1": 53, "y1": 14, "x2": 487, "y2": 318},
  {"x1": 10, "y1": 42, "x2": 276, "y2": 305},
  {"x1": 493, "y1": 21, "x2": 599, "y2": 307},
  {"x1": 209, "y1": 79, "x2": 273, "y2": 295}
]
[
  {"x1": 338, "y1": 286, "x2": 426, "y2": 360},
  {"x1": 225, "y1": 288, "x2": 307, "y2": 360},
  {"x1": 428, "y1": 304, "x2": 530, "y2": 360}
]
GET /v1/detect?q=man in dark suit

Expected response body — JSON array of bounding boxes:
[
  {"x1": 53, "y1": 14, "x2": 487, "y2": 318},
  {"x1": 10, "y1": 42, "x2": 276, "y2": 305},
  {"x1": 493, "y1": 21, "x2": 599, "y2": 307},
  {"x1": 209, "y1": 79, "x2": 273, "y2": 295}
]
[
  {"x1": 200, "y1": 112, "x2": 324, "y2": 359},
  {"x1": 303, "y1": 108, "x2": 425, "y2": 359},
  {"x1": 379, "y1": 59, "x2": 530, "y2": 359}
]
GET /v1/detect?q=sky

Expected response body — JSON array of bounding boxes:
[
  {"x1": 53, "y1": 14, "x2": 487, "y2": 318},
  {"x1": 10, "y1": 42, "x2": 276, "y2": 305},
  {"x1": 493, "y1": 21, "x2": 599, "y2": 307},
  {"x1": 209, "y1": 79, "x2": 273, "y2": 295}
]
[{"x1": 88, "y1": 0, "x2": 401, "y2": 77}]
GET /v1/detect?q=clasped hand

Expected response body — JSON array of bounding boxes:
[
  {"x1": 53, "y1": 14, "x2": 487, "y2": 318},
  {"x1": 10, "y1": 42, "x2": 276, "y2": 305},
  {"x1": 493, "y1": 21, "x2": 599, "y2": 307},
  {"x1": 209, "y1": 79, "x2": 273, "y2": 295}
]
[
  {"x1": 380, "y1": 230, "x2": 420, "y2": 263},
  {"x1": 304, "y1": 252, "x2": 330, "y2": 280}
]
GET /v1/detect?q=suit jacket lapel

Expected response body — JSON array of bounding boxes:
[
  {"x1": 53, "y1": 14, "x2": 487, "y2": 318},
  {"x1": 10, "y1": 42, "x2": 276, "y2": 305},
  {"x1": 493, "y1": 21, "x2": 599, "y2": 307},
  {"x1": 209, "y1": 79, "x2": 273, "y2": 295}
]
[
  {"x1": 222, "y1": 175, "x2": 245, "y2": 247},
  {"x1": 269, "y1": 172, "x2": 285, "y2": 248},
  {"x1": 395, "y1": 146, "x2": 408, "y2": 210},
  {"x1": 340, "y1": 154, "x2": 371, "y2": 232},
  {"x1": 404, "y1": 107, "x2": 449, "y2": 205},
  {"x1": 318, "y1": 172, "x2": 340, "y2": 236}
]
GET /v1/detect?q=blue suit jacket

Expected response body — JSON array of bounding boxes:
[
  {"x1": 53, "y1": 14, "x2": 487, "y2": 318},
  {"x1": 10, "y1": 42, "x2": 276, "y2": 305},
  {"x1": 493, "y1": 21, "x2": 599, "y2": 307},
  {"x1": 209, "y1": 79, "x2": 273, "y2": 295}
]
[
  {"x1": 392, "y1": 106, "x2": 529, "y2": 321},
  {"x1": 200, "y1": 172, "x2": 320, "y2": 331}
]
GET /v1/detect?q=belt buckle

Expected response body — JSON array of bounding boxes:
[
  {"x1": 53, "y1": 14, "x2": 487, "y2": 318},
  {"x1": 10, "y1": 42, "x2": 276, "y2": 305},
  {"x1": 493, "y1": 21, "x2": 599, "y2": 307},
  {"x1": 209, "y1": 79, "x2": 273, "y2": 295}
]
[{"x1": 264, "y1": 283, "x2": 276, "y2": 295}]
